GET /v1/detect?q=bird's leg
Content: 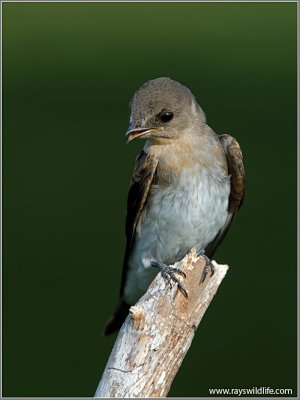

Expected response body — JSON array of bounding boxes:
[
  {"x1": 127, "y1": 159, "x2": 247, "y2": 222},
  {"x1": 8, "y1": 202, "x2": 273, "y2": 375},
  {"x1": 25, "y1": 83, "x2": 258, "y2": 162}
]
[
  {"x1": 151, "y1": 260, "x2": 188, "y2": 298},
  {"x1": 197, "y1": 250, "x2": 215, "y2": 283}
]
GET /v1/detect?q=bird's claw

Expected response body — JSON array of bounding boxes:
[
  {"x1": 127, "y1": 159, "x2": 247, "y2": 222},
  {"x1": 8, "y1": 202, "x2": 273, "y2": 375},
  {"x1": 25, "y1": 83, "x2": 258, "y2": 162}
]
[
  {"x1": 197, "y1": 251, "x2": 215, "y2": 283},
  {"x1": 151, "y1": 261, "x2": 188, "y2": 298}
]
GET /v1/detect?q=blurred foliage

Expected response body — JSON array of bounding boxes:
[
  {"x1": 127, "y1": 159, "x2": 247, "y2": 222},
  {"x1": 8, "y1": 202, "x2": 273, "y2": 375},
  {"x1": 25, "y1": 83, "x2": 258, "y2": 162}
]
[{"x1": 2, "y1": 2, "x2": 297, "y2": 397}]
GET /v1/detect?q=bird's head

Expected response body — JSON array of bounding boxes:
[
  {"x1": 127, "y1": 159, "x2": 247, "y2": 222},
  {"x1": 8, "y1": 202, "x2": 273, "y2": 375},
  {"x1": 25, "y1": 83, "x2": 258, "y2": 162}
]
[{"x1": 126, "y1": 77, "x2": 206, "y2": 144}]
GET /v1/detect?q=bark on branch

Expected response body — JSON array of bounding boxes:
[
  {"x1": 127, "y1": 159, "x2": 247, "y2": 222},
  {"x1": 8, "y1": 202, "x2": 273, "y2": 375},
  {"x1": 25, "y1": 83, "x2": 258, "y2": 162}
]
[{"x1": 95, "y1": 248, "x2": 228, "y2": 398}]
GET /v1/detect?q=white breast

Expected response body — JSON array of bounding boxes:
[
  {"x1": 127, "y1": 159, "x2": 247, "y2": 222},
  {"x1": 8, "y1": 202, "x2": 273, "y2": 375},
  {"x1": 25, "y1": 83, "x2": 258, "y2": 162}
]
[{"x1": 124, "y1": 165, "x2": 230, "y2": 303}]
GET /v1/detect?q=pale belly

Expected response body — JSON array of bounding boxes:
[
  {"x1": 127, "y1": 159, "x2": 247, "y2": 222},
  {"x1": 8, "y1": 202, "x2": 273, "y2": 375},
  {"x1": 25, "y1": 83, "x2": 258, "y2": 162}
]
[{"x1": 124, "y1": 168, "x2": 230, "y2": 304}]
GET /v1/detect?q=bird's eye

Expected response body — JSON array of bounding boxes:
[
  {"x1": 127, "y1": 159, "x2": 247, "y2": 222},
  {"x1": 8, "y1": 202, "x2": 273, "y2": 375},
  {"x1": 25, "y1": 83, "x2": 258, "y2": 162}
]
[{"x1": 159, "y1": 111, "x2": 174, "y2": 123}]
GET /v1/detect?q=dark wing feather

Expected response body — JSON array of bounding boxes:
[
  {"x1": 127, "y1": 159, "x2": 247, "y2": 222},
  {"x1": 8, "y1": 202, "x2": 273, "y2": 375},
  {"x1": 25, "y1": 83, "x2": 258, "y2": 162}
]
[
  {"x1": 205, "y1": 134, "x2": 245, "y2": 258},
  {"x1": 103, "y1": 150, "x2": 158, "y2": 335},
  {"x1": 120, "y1": 150, "x2": 159, "y2": 296}
]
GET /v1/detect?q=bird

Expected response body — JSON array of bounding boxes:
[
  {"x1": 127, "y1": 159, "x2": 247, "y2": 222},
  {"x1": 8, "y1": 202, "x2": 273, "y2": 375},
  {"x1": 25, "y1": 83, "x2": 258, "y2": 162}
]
[{"x1": 103, "y1": 77, "x2": 245, "y2": 335}]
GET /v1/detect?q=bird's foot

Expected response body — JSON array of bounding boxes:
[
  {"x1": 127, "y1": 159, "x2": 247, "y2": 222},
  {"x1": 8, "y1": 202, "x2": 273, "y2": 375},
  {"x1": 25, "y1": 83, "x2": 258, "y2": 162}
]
[
  {"x1": 197, "y1": 250, "x2": 215, "y2": 283},
  {"x1": 151, "y1": 260, "x2": 188, "y2": 298}
]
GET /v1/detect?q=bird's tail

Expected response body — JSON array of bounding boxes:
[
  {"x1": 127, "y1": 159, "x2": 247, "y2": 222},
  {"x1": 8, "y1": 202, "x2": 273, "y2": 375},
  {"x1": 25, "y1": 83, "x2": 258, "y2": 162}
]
[{"x1": 103, "y1": 298, "x2": 131, "y2": 336}]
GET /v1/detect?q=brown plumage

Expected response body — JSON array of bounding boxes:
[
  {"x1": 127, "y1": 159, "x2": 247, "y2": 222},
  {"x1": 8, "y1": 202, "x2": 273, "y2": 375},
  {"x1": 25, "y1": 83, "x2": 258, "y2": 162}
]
[
  {"x1": 204, "y1": 134, "x2": 245, "y2": 258},
  {"x1": 103, "y1": 78, "x2": 245, "y2": 336}
]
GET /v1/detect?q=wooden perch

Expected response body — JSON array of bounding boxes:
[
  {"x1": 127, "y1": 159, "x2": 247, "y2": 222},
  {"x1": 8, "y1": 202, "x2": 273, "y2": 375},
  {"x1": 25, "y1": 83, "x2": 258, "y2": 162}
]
[{"x1": 95, "y1": 248, "x2": 228, "y2": 398}]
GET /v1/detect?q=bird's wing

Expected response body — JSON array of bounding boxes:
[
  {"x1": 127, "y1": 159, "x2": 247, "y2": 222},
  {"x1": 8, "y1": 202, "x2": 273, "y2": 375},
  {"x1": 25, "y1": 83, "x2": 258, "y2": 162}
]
[
  {"x1": 205, "y1": 134, "x2": 245, "y2": 258},
  {"x1": 103, "y1": 150, "x2": 158, "y2": 335},
  {"x1": 120, "y1": 149, "x2": 159, "y2": 295}
]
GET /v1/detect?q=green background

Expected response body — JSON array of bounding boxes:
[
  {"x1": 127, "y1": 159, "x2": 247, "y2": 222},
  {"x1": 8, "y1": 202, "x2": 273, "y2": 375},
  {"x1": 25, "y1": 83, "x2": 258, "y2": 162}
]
[{"x1": 3, "y1": 2, "x2": 297, "y2": 397}]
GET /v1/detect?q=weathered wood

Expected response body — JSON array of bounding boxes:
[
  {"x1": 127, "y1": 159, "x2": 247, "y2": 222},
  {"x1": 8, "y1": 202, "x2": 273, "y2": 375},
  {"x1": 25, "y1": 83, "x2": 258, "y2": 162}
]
[{"x1": 95, "y1": 248, "x2": 228, "y2": 398}]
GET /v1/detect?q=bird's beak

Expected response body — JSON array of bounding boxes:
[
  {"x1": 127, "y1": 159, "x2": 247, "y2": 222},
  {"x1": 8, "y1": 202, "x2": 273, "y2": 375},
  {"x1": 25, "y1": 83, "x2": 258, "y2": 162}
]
[{"x1": 126, "y1": 127, "x2": 161, "y2": 143}]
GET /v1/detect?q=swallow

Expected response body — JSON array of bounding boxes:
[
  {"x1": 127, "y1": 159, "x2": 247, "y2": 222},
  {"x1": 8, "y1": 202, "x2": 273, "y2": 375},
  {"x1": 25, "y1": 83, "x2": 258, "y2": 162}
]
[{"x1": 103, "y1": 77, "x2": 245, "y2": 335}]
